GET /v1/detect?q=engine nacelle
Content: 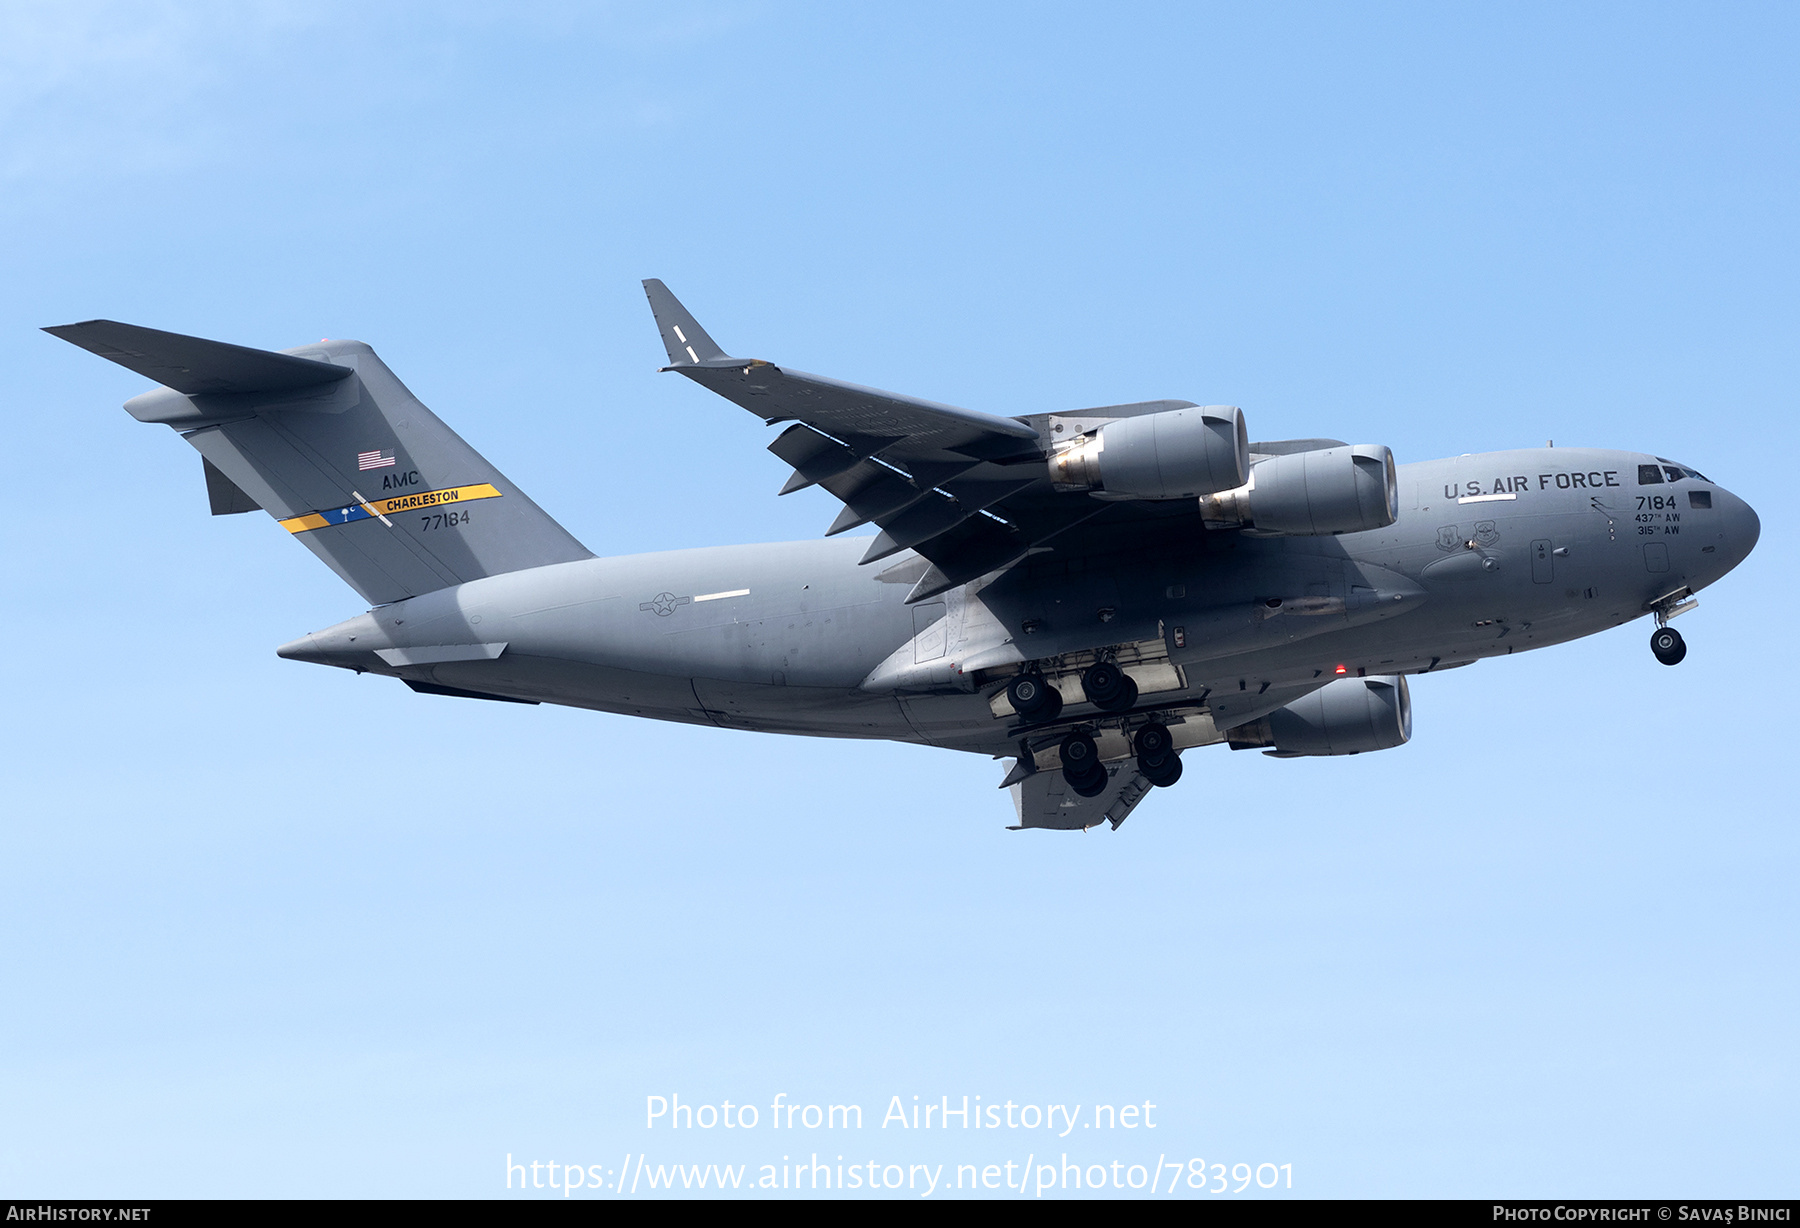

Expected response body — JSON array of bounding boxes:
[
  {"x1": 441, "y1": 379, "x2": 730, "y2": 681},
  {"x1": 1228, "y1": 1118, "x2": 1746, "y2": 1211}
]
[
  {"x1": 1049, "y1": 405, "x2": 1249, "y2": 500},
  {"x1": 1226, "y1": 675, "x2": 1411, "y2": 757},
  {"x1": 1199, "y1": 444, "x2": 1398, "y2": 535}
]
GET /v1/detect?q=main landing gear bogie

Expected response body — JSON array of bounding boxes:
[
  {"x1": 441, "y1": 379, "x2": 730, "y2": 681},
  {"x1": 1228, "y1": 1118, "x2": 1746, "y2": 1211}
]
[
  {"x1": 1009, "y1": 659, "x2": 1140, "y2": 725},
  {"x1": 1019, "y1": 661, "x2": 1177, "y2": 798},
  {"x1": 1650, "y1": 626, "x2": 1687, "y2": 666},
  {"x1": 1055, "y1": 722, "x2": 1185, "y2": 798}
]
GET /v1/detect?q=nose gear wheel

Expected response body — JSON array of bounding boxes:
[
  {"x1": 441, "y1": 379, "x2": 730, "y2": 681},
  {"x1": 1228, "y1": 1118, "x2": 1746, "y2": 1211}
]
[{"x1": 1650, "y1": 626, "x2": 1686, "y2": 666}]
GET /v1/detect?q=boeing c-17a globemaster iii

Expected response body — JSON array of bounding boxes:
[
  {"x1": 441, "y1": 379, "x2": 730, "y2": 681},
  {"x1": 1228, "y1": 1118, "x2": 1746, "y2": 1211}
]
[{"x1": 47, "y1": 283, "x2": 1761, "y2": 830}]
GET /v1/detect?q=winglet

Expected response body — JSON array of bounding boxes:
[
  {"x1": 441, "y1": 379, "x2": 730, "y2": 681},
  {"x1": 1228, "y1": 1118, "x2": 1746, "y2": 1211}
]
[{"x1": 641, "y1": 279, "x2": 734, "y2": 368}]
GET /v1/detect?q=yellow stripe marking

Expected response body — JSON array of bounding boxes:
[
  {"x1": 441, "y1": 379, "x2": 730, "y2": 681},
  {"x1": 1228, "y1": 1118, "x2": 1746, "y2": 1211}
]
[
  {"x1": 278, "y1": 483, "x2": 503, "y2": 534},
  {"x1": 280, "y1": 512, "x2": 333, "y2": 533},
  {"x1": 373, "y1": 482, "x2": 502, "y2": 515}
]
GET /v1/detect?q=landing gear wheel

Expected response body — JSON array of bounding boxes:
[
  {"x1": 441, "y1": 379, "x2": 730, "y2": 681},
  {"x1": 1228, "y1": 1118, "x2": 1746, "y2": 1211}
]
[
  {"x1": 1133, "y1": 722, "x2": 1174, "y2": 767},
  {"x1": 1059, "y1": 729, "x2": 1100, "y2": 774},
  {"x1": 1140, "y1": 752, "x2": 1183, "y2": 788},
  {"x1": 1059, "y1": 730, "x2": 1110, "y2": 796},
  {"x1": 1082, "y1": 661, "x2": 1139, "y2": 712},
  {"x1": 1650, "y1": 626, "x2": 1687, "y2": 666},
  {"x1": 1109, "y1": 675, "x2": 1139, "y2": 711},
  {"x1": 1066, "y1": 764, "x2": 1110, "y2": 798},
  {"x1": 1007, "y1": 672, "x2": 1063, "y2": 722}
]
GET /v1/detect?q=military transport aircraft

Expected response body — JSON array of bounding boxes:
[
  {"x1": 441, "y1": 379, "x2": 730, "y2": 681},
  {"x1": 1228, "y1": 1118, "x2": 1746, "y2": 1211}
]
[{"x1": 47, "y1": 283, "x2": 1760, "y2": 830}]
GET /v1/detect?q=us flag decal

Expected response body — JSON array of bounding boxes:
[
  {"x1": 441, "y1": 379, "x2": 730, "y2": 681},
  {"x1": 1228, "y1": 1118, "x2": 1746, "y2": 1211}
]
[{"x1": 357, "y1": 449, "x2": 396, "y2": 470}]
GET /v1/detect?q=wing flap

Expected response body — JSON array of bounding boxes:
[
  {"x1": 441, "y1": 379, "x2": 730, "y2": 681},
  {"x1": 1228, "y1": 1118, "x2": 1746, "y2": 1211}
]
[{"x1": 857, "y1": 497, "x2": 976, "y2": 563}]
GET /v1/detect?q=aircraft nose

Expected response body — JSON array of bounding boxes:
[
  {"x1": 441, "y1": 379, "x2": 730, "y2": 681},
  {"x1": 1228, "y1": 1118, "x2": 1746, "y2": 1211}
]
[
  {"x1": 1713, "y1": 487, "x2": 1760, "y2": 571},
  {"x1": 1728, "y1": 489, "x2": 1759, "y2": 559}
]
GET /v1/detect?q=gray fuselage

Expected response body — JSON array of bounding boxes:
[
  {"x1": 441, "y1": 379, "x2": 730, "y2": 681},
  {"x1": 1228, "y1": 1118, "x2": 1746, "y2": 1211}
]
[{"x1": 280, "y1": 447, "x2": 1760, "y2": 758}]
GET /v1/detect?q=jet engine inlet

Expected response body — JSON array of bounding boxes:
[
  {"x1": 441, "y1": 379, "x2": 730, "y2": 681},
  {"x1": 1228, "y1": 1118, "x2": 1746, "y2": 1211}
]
[{"x1": 1049, "y1": 405, "x2": 1248, "y2": 499}]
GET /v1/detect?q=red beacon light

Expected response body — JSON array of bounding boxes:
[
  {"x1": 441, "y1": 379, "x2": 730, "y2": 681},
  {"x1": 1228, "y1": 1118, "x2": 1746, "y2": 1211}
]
[{"x1": 1334, "y1": 664, "x2": 1347, "y2": 675}]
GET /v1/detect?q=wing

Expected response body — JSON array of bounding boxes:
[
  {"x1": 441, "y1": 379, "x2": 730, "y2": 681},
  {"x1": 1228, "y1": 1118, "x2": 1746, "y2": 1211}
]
[
  {"x1": 1008, "y1": 761, "x2": 1155, "y2": 831},
  {"x1": 644, "y1": 281, "x2": 1203, "y2": 602}
]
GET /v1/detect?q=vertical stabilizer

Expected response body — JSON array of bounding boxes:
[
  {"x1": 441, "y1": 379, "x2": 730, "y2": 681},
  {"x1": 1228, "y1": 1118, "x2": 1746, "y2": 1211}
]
[{"x1": 47, "y1": 320, "x2": 593, "y2": 605}]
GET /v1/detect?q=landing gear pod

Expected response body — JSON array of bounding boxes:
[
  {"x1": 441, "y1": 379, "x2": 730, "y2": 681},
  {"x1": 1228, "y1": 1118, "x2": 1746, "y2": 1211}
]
[
  {"x1": 1200, "y1": 444, "x2": 1398, "y2": 535},
  {"x1": 1049, "y1": 405, "x2": 1249, "y2": 500},
  {"x1": 1226, "y1": 675, "x2": 1412, "y2": 757}
]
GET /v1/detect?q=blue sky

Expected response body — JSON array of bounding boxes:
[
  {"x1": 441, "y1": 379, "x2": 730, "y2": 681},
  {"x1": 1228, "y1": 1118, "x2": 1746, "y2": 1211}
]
[{"x1": 2, "y1": 1, "x2": 1795, "y2": 1199}]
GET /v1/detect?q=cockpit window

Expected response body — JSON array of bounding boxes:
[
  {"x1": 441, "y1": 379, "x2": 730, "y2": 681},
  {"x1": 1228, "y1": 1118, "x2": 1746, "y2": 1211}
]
[
  {"x1": 1654, "y1": 457, "x2": 1711, "y2": 482},
  {"x1": 1638, "y1": 464, "x2": 1664, "y2": 484}
]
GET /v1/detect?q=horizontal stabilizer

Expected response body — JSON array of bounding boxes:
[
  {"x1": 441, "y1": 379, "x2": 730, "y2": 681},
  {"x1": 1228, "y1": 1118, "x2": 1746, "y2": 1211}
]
[{"x1": 43, "y1": 320, "x2": 352, "y2": 396}]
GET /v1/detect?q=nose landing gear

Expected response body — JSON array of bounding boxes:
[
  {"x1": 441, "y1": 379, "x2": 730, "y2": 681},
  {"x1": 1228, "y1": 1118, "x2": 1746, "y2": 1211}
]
[
  {"x1": 1650, "y1": 626, "x2": 1687, "y2": 666},
  {"x1": 1645, "y1": 586, "x2": 1696, "y2": 666}
]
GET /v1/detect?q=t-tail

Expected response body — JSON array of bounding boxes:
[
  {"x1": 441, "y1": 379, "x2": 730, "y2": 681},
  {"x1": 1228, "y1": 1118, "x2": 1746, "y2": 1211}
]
[{"x1": 46, "y1": 320, "x2": 592, "y2": 604}]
